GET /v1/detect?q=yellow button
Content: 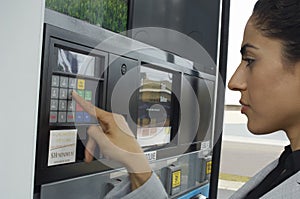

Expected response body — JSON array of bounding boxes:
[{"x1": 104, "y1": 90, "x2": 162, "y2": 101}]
[
  {"x1": 206, "y1": 161, "x2": 212, "y2": 174},
  {"x1": 77, "y1": 79, "x2": 85, "y2": 90},
  {"x1": 172, "y1": 170, "x2": 181, "y2": 188}
]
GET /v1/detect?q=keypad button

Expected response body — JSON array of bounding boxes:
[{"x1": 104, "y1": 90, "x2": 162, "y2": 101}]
[
  {"x1": 76, "y1": 103, "x2": 83, "y2": 111},
  {"x1": 75, "y1": 112, "x2": 84, "y2": 123},
  {"x1": 50, "y1": 100, "x2": 58, "y2": 111},
  {"x1": 52, "y1": 75, "x2": 59, "y2": 87},
  {"x1": 85, "y1": 90, "x2": 92, "y2": 101},
  {"x1": 49, "y1": 112, "x2": 57, "y2": 123},
  {"x1": 69, "y1": 78, "x2": 76, "y2": 88},
  {"x1": 59, "y1": 100, "x2": 67, "y2": 111},
  {"x1": 77, "y1": 90, "x2": 85, "y2": 98},
  {"x1": 84, "y1": 112, "x2": 91, "y2": 122},
  {"x1": 58, "y1": 112, "x2": 67, "y2": 123},
  {"x1": 68, "y1": 101, "x2": 75, "y2": 111},
  {"x1": 51, "y1": 87, "x2": 59, "y2": 99},
  {"x1": 59, "y1": 88, "x2": 68, "y2": 99},
  {"x1": 67, "y1": 112, "x2": 75, "y2": 123},
  {"x1": 68, "y1": 89, "x2": 73, "y2": 100},
  {"x1": 77, "y1": 79, "x2": 85, "y2": 90},
  {"x1": 60, "y1": 76, "x2": 68, "y2": 88}
]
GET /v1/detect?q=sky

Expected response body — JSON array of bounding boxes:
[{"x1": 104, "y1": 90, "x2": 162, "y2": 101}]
[{"x1": 225, "y1": 0, "x2": 257, "y2": 105}]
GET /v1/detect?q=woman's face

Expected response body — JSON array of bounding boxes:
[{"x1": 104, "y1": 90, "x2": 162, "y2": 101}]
[{"x1": 228, "y1": 18, "x2": 300, "y2": 135}]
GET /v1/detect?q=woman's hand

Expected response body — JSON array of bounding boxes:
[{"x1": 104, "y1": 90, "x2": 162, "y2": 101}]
[{"x1": 72, "y1": 91, "x2": 151, "y2": 190}]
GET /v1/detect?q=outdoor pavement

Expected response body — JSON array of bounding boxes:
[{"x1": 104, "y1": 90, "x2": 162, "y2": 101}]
[{"x1": 218, "y1": 180, "x2": 244, "y2": 199}]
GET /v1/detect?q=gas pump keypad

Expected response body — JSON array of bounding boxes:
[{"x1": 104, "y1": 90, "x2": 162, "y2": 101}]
[{"x1": 49, "y1": 75, "x2": 96, "y2": 125}]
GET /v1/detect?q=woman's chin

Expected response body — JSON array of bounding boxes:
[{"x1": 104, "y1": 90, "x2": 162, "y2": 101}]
[{"x1": 247, "y1": 122, "x2": 273, "y2": 135}]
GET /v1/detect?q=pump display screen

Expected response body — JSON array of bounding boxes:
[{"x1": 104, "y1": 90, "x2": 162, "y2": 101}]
[
  {"x1": 137, "y1": 66, "x2": 173, "y2": 147},
  {"x1": 57, "y1": 48, "x2": 97, "y2": 77}
]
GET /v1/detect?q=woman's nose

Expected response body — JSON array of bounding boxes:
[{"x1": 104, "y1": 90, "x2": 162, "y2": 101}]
[{"x1": 228, "y1": 65, "x2": 247, "y2": 91}]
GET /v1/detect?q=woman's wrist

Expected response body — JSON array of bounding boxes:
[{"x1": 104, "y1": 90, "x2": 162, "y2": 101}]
[
  {"x1": 122, "y1": 152, "x2": 152, "y2": 190},
  {"x1": 123, "y1": 152, "x2": 151, "y2": 172},
  {"x1": 129, "y1": 171, "x2": 152, "y2": 191}
]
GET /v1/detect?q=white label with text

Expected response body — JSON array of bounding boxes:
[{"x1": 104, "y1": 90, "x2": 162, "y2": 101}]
[
  {"x1": 201, "y1": 141, "x2": 210, "y2": 150},
  {"x1": 48, "y1": 129, "x2": 77, "y2": 166},
  {"x1": 144, "y1": 151, "x2": 157, "y2": 161}
]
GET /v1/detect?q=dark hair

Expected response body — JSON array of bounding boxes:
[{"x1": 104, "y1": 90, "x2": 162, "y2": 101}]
[{"x1": 252, "y1": 0, "x2": 300, "y2": 63}]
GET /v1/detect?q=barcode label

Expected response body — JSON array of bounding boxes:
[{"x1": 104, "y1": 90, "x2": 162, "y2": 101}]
[
  {"x1": 144, "y1": 151, "x2": 157, "y2": 161},
  {"x1": 201, "y1": 141, "x2": 210, "y2": 150}
]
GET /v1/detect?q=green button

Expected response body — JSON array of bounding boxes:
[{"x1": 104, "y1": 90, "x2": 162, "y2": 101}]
[
  {"x1": 85, "y1": 90, "x2": 92, "y2": 101},
  {"x1": 77, "y1": 90, "x2": 85, "y2": 98}
]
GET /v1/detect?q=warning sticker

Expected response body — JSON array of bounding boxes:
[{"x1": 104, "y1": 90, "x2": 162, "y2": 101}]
[
  {"x1": 172, "y1": 170, "x2": 181, "y2": 188},
  {"x1": 206, "y1": 161, "x2": 212, "y2": 175},
  {"x1": 48, "y1": 129, "x2": 77, "y2": 166}
]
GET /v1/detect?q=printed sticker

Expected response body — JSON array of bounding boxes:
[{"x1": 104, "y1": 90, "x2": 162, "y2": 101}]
[
  {"x1": 201, "y1": 141, "x2": 210, "y2": 150},
  {"x1": 144, "y1": 151, "x2": 157, "y2": 161},
  {"x1": 48, "y1": 129, "x2": 77, "y2": 166},
  {"x1": 172, "y1": 170, "x2": 181, "y2": 188},
  {"x1": 206, "y1": 161, "x2": 212, "y2": 175}
]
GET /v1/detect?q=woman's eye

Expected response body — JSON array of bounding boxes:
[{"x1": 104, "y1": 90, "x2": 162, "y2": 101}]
[{"x1": 242, "y1": 58, "x2": 255, "y2": 66}]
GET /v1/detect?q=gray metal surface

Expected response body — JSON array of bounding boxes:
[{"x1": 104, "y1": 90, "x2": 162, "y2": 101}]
[{"x1": 41, "y1": 171, "x2": 117, "y2": 199}]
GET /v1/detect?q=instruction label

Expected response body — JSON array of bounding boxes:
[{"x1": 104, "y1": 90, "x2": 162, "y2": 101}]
[{"x1": 48, "y1": 129, "x2": 77, "y2": 166}]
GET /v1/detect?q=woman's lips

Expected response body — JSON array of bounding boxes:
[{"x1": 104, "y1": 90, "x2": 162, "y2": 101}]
[
  {"x1": 240, "y1": 100, "x2": 250, "y2": 113},
  {"x1": 241, "y1": 105, "x2": 249, "y2": 113}
]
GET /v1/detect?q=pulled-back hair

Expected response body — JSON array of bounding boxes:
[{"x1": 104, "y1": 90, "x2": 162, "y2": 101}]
[{"x1": 252, "y1": 0, "x2": 300, "y2": 63}]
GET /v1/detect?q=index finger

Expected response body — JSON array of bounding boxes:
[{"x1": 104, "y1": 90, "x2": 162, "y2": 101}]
[{"x1": 71, "y1": 91, "x2": 108, "y2": 121}]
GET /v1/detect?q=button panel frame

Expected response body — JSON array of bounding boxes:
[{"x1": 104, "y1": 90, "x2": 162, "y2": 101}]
[{"x1": 49, "y1": 74, "x2": 100, "y2": 126}]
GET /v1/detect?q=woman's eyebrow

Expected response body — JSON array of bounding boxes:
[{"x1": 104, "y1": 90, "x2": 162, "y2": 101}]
[{"x1": 240, "y1": 43, "x2": 259, "y2": 56}]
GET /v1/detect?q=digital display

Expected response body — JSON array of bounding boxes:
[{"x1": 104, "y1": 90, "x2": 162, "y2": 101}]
[
  {"x1": 57, "y1": 48, "x2": 96, "y2": 77},
  {"x1": 137, "y1": 66, "x2": 173, "y2": 147}
]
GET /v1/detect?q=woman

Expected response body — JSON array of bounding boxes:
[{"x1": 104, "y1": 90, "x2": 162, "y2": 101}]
[
  {"x1": 72, "y1": 0, "x2": 300, "y2": 198},
  {"x1": 228, "y1": 0, "x2": 300, "y2": 198}
]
